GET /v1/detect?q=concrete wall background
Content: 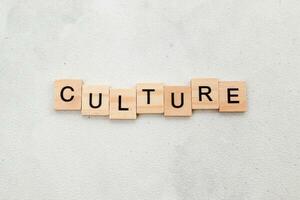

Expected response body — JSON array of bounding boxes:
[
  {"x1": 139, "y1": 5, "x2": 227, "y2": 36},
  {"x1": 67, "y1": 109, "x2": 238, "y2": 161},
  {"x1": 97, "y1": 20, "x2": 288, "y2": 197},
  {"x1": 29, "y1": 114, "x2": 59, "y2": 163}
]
[{"x1": 0, "y1": 0, "x2": 299, "y2": 199}]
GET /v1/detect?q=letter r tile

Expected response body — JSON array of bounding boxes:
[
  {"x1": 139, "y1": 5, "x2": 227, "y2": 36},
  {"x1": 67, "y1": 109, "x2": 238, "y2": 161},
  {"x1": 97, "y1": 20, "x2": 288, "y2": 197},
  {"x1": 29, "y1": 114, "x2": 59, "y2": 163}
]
[{"x1": 191, "y1": 78, "x2": 219, "y2": 109}]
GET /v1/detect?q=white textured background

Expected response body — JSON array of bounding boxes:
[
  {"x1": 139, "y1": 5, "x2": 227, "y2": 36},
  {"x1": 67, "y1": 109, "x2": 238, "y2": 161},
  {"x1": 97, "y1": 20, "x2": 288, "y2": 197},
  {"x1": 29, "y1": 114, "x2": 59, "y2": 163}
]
[{"x1": 0, "y1": 0, "x2": 300, "y2": 199}]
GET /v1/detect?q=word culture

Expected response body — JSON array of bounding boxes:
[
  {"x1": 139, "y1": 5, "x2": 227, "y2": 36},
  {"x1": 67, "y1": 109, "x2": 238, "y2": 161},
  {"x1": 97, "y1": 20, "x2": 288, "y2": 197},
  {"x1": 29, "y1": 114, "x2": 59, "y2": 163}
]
[{"x1": 54, "y1": 78, "x2": 247, "y2": 119}]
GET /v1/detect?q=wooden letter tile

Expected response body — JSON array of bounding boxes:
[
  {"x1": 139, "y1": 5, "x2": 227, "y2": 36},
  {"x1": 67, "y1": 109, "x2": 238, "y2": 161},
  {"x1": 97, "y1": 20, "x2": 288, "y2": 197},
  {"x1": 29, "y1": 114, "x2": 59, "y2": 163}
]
[
  {"x1": 136, "y1": 83, "x2": 164, "y2": 114},
  {"x1": 109, "y1": 88, "x2": 137, "y2": 119},
  {"x1": 191, "y1": 78, "x2": 219, "y2": 109},
  {"x1": 219, "y1": 81, "x2": 247, "y2": 112},
  {"x1": 164, "y1": 86, "x2": 192, "y2": 116},
  {"x1": 54, "y1": 79, "x2": 83, "y2": 110},
  {"x1": 81, "y1": 85, "x2": 110, "y2": 116}
]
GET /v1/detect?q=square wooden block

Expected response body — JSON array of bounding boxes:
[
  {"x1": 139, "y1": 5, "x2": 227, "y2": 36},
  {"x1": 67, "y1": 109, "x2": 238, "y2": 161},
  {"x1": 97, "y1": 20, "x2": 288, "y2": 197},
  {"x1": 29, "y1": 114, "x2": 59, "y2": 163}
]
[
  {"x1": 191, "y1": 78, "x2": 219, "y2": 109},
  {"x1": 54, "y1": 79, "x2": 83, "y2": 110},
  {"x1": 219, "y1": 81, "x2": 247, "y2": 112},
  {"x1": 81, "y1": 85, "x2": 110, "y2": 116},
  {"x1": 109, "y1": 88, "x2": 137, "y2": 119},
  {"x1": 136, "y1": 83, "x2": 164, "y2": 114},
  {"x1": 164, "y1": 86, "x2": 192, "y2": 116}
]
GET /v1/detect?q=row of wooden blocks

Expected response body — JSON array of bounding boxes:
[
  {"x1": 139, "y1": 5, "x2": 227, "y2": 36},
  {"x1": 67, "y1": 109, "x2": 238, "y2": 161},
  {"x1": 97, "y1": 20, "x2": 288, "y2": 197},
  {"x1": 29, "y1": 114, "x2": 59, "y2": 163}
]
[{"x1": 54, "y1": 79, "x2": 247, "y2": 119}]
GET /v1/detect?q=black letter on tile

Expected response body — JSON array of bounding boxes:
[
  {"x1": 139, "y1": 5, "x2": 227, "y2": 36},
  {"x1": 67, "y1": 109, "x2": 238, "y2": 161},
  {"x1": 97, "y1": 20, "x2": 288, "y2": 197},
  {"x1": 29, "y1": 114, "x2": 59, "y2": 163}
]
[
  {"x1": 118, "y1": 95, "x2": 129, "y2": 111},
  {"x1": 142, "y1": 89, "x2": 155, "y2": 104},
  {"x1": 227, "y1": 88, "x2": 239, "y2": 103},
  {"x1": 89, "y1": 93, "x2": 102, "y2": 108},
  {"x1": 60, "y1": 86, "x2": 74, "y2": 102},
  {"x1": 199, "y1": 86, "x2": 212, "y2": 101},
  {"x1": 171, "y1": 93, "x2": 184, "y2": 108}
]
